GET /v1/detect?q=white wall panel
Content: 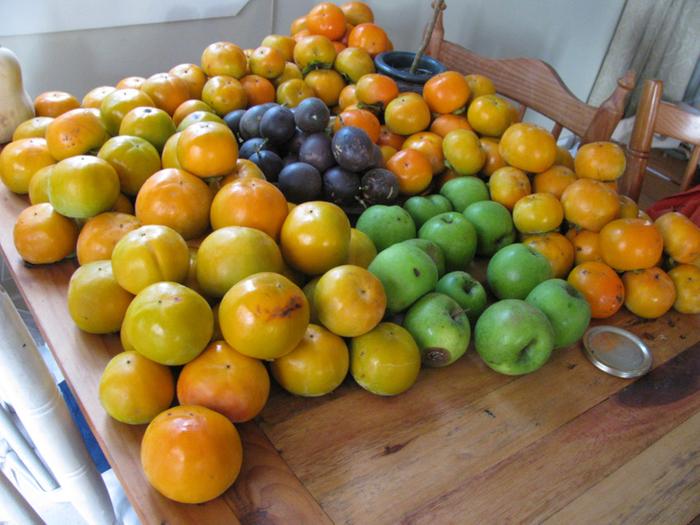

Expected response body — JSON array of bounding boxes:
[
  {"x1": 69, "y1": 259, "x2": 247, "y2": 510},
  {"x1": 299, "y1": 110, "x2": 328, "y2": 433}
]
[{"x1": 2, "y1": 0, "x2": 623, "y2": 110}]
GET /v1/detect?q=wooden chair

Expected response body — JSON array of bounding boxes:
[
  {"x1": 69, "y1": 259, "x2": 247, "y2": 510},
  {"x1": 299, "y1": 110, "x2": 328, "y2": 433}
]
[
  {"x1": 619, "y1": 79, "x2": 700, "y2": 202},
  {"x1": 425, "y1": 3, "x2": 635, "y2": 144}
]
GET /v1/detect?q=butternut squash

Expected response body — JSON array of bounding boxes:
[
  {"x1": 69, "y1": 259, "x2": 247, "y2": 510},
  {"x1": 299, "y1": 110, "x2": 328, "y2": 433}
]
[{"x1": 0, "y1": 46, "x2": 34, "y2": 143}]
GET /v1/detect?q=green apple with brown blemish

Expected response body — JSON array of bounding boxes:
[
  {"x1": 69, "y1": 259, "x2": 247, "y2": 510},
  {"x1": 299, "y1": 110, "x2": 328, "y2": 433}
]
[
  {"x1": 404, "y1": 292, "x2": 471, "y2": 367},
  {"x1": 435, "y1": 271, "x2": 487, "y2": 322}
]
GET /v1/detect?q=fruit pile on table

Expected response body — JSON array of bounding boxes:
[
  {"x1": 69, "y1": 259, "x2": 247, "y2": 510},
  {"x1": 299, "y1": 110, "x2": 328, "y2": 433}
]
[{"x1": 1, "y1": 0, "x2": 699, "y2": 506}]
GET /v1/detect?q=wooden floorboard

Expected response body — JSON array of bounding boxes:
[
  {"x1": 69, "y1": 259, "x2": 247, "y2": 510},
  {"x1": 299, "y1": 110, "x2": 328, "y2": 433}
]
[{"x1": 638, "y1": 148, "x2": 697, "y2": 209}]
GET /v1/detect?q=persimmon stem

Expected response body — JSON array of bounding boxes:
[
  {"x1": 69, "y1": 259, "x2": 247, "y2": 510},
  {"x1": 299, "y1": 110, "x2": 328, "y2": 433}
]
[{"x1": 409, "y1": 0, "x2": 445, "y2": 75}]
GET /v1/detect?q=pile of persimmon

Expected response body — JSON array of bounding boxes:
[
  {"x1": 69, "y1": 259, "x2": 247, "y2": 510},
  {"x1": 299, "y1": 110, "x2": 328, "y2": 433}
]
[{"x1": 3, "y1": 0, "x2": 700, "y2": 508}]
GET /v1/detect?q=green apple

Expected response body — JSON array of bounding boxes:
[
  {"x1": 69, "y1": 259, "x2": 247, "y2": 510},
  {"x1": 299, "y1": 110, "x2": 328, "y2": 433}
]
[
  {"x1": 400, "y1": 238, "x2": 446, "y2": 277},
  {"x1": 356, "y1": 205, "x2": 416, "y2": 252},
  {"x1": 403, "y1": 194, "x2": 453, "y2": 228},
  {"x1": 435, "y1": 271, "x2": 487, "y2": 321},
  {"x1": 463, "y1": 200, "x2": 516, "y2": 256},
  {"x1": 404, "y1": 293, "x2": 471, "y2": 367},
  {"x1": 439, "y1": 176, "x2": 490, "y2": 212},
  {"x1": 487, "y1": 243, "x2": 552, "y2": 300},
  {"x1": 525, "y1": 279, "x2": 591, "y2": 349},
  {"x1": 474, "y1": 299, "x2": 554, "y2": 375},
  {"x1": 428, "y1": 194, "x2": 452, "y2": 213},
  {"x1": 418, "y1": 212, "x2": 477, "y2": 271},
  {"x1": 368, "y1": 242, "x2": 438, "y2": 313}
]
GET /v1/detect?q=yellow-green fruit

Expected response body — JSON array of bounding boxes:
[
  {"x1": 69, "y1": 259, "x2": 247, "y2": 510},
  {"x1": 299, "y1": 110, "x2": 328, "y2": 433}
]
[
  {"x1": 302, "y1": 277, "x2": 320, "y2": 323},
  {"x1": 100, "y1": 88, "x2": 155, "y2": 135},
  {"x1": 442, "y1": 129, "x2": 486, "y2": 176},
  {"x1": 0, "y1": 138, "x2": 54, "y2": 194},
  {"x1": 67, "y1": 261, "x2": 134, "y2": 334},
  {"x1": 350, "y1": 322, "x2": 421, "y2": 396},
  {"x1": 122, "y1": 281, "x2": 213, "y2": 365},
  {"x1": 196, "y1": 226, "x2": 283, "y2": 298},
  {"x1": 218, "y1": 272, "x2": 309, "y2": 360},
  {"x1": 111, "y1": 225, "x2": 189, "y2": 295},
  {"x1": 97, "y1": 135, "x2": 161, "y2": 196},
  {"x1": 176, "y1": 110, "x2": 225, "y2": 132},
  {"x1": 48, "y1": 155, "x2": 120, "y2": 219},
  {"x1": 28, "y1": 164, "x2": 54, "y2": 204},
  {"x1": 271, "y1": 324, "x2": 349, "y2": 396},
  {"x1": 118, "y1": 106, "x2": 176, "y2": 152},
  {"x1": 347, "y1": 228, "x2": 377, "y2": 268},
  {"x1": 99, "y1": 351, "x2": 174, "y2": 424}
]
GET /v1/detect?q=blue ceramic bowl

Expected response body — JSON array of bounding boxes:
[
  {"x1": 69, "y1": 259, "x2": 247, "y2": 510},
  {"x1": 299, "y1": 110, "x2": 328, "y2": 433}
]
[{"x1": 374, "y1": 51, "x2": 447, "y2": 84}]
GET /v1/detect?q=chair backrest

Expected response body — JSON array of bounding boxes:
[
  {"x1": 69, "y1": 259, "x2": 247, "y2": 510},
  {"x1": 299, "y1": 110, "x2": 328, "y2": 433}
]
[
  {"x1": 426, "y1": 3, "x2": 635, "y2": 144},
  {"x1": 619, "y1": 79, "x2": 700, "y2": 202}
]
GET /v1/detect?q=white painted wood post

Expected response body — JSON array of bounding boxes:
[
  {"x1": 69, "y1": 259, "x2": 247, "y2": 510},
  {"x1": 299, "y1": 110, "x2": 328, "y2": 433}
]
[
  {"x1": 0, "y1": 468, "x2": 44, "y2": 525},
  {"x1": 0, "y1": 287, "x2": 118, "y2": 525},
  {"x1": 0, "y1": 402, "x2": 58, "y2": 492}
]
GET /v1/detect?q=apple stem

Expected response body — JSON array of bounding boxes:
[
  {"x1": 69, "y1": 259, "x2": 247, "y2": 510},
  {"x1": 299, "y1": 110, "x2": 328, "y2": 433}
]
[{"x1": 450, "y1": 307, "x2": 467, "y2": 321}]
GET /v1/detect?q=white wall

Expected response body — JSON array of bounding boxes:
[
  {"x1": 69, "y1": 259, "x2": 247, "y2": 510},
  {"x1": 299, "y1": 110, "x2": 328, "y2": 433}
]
[
  {"x1": 434, "y1": 0, "x2": 626, "y2": 104},
  {"x1": 3, "y1": 0, "x2": 623, "y2": 108},
  {"x1": 2, "y1": 0, "x2": 279, "y2": 98},
  {"x1": 376, "y1": 0, "x2": 625, "y2": 129}
]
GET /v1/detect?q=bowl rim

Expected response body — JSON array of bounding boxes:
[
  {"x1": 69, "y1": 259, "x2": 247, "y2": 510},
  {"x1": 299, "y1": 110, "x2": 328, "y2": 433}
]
[{"x1": 374, "y1": 51, "x2": 448, "y2": 83}]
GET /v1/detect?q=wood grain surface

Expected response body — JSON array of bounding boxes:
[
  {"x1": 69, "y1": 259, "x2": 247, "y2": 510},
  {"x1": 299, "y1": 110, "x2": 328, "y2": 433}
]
[
  {"x1": 564, "y1": 346, "x2": 700, "y2": 525},
  {"x1": 1, "y1": 183, "x2": 699, "y2": 524},
  {"x1": 0, "y1": 187, "x2": 329, "y2": 525},
  {"x1": 260, "y1": 311, "x2": 699, "y2": 524}
]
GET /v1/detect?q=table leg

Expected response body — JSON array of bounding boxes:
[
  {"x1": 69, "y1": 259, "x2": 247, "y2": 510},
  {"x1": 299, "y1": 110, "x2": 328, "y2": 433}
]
[{"x1": 0, "y1": 287, "x2": 118, "y2": 525}]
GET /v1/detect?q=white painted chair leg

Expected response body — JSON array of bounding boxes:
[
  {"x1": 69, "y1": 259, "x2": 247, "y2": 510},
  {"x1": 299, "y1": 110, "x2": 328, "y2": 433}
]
[
  {"x1": 0, "y1": 403, "x2": 58, "y2": 492},
  {"x1": 0, "y1": 287, "x2": 118, "y2": 525},
  {"x1": 0, "y1": 468, "x2": 44, "y2": 525}
]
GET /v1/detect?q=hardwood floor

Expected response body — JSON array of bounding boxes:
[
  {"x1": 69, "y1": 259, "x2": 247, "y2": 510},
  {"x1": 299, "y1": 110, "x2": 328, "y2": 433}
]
[{"x1": 638, "y1": 148, "x2": 698, "y2": 209}]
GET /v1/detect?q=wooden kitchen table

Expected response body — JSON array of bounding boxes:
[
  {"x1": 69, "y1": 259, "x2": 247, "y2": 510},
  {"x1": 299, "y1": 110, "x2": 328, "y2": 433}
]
[{"x1": 1, "y1": 185, "x2": 699, "y2": 525}]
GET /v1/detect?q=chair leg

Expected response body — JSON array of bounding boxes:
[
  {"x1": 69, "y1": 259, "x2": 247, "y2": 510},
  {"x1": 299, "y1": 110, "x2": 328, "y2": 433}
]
[
  {"x1": 0, "y1": 468, "x2": 44, "y2": 525},
  {"x1": 0, "y1": 287, "x2": 118, "y2": 525},
  {"x1": 680, "y1": 145, "x2": 700, "y2": 192},
  {"x1": 0, "y1": 403, "x2": 58, "y2": 492}
]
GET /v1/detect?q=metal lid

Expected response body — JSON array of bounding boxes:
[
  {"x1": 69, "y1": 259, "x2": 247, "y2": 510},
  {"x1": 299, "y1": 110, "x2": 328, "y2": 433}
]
[{"x1": 582, "y1": 325, "x2": 652, "y2": 378}]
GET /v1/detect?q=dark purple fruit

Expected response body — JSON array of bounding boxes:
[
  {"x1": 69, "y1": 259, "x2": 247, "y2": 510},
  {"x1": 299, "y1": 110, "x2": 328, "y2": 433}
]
[
  {"x1": 278, "y1": 162, "x2": 322, "y2": 203},
  {"x1": 370, "y1": 143, "x2": 384, "y2": 168},
  {"x1": 249, "y1": 150, "x2": 283, "y2": 182},
  {"x1": 239, "y1": 103, "x2": 277, "y2": 140},
  {"x1": 223, "y1": 109, "x2": 246, "y2": 137},
  {"x1": 323, "y1": 167, "x2": 360, "y2": 206},
  {"x1": 299, "y1": 132, "x2": 335, "y2": 173},
  {"x1": 239, "y1": 137, "x2": 275, "y2": 159},
  {"x1": 332, "y1": 126, "x2": 374, "y2": 172},
  {"x1": 259, "y1": 106, "x2": 296, "y2": 144},
  {"x1": 294, "y1": 97, "x2": 330, "y2": 133},
  {"x1": 342, "y1": 203, "x2": 366, "y2": 220},
  {"x1": 282, "y1": 154, "x2": 299, "y2": 168},
  {"x1": 361, "y1": 168, "x2": 400, "y2": 205},
  {"x1": 282, "y1": 128, "x2": 307, "y2": 156}
]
